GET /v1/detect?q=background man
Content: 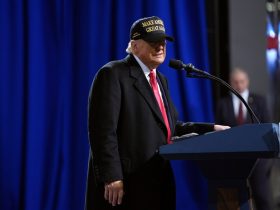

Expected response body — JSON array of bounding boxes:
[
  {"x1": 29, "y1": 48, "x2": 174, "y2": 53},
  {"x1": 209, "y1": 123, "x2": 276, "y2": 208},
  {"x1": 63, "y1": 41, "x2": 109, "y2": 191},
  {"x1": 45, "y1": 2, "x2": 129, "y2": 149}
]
[{"x1": 215, "y1": 67, "x2": 270, "y2": 126}]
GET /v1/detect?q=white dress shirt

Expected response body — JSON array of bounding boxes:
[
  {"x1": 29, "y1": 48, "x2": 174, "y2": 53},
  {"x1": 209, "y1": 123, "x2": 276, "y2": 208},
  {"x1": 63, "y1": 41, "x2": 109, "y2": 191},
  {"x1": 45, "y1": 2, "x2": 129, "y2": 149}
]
[{"x1": 232, "y1": 89, "x2": 249, "y2": 119}]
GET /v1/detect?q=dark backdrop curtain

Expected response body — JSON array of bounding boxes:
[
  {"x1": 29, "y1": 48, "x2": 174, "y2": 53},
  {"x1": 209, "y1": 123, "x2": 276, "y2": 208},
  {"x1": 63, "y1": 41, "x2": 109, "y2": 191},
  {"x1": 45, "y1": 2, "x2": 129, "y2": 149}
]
[{"x1": 0, "y1": 0, "x2": 213, "y2": 210}]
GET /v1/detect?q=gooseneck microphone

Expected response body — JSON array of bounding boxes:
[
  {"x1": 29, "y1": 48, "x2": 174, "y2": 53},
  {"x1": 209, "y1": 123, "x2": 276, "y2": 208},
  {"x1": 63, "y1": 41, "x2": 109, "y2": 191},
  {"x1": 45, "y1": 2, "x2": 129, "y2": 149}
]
[
  {"x1": 169, "y1": 59, "x2": 211, "y2": 75},
  {"x1": 169, "y1": 59, "x2": 260, "y2": 124}
]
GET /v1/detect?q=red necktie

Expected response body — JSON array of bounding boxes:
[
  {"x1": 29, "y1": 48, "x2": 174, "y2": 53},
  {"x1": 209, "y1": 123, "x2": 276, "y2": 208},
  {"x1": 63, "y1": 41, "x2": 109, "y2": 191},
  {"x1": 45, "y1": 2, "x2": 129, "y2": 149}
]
[
  {"x1": 237, "y1": 101, "x2": 244, "y2": 125},
  {"x1": 149, "y1": 70, "x2": 171, "y2": 144}
]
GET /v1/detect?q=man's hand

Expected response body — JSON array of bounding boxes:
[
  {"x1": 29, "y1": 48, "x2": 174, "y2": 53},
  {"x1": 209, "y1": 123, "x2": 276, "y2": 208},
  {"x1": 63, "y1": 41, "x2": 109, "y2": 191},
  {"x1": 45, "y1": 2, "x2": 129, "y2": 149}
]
[
  {"x1": 214, "y1": 124, "x2": 231, "y2": 131},
  {"x1": 104, "y1": 180, "x2": 124, "y2": 206}
]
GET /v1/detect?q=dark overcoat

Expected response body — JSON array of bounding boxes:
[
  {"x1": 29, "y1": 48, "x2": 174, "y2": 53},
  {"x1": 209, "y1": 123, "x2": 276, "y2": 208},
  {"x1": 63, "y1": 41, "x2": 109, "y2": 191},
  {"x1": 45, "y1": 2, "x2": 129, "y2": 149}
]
[{"x1": 85, "y1": 54, "x2": 214, "y2": 210}]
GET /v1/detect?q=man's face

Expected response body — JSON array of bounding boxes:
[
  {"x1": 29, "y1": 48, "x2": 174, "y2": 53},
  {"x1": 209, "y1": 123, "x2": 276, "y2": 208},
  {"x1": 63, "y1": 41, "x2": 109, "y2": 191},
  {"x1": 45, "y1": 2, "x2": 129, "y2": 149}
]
[
  {"x1": 230, "y1": 70, "x2": 249, "y2": 94},
  {"x1": 132, "y1": 39, "x2": 166, "y2": 69}
]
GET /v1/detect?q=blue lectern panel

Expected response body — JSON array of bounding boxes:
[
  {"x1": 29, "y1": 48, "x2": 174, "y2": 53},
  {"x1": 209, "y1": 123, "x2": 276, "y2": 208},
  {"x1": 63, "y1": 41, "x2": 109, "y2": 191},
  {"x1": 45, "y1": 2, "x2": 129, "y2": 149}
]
[{"x1": 159, "y1": 123, "x2": 279, "y2": 160}]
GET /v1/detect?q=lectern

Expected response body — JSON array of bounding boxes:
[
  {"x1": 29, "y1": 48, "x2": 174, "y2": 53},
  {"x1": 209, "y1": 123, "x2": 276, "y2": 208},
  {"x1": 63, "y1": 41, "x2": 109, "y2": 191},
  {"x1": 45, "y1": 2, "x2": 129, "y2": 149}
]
[{"x1": 159, "y1": 123, "x2": 280, "y2": 210}]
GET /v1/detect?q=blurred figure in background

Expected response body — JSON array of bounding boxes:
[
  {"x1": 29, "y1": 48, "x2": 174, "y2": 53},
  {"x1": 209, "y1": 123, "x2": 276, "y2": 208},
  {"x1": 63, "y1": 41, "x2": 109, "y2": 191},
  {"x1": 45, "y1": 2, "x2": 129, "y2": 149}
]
[
  {"x1": 216, "y1": 68, "x2": 270, "y2": 126},
  {"x1": 215, "y1": 67, "x2": 274, "y2": 210}
]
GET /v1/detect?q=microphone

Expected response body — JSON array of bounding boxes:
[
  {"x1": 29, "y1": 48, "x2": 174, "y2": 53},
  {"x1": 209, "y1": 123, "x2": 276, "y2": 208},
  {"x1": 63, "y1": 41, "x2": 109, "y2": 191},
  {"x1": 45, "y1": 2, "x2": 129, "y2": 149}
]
[
  {"x1": 169, "y1": 59, "x2": 206, "y2": 75},
  {"x1": 169, "y1": 59, "x2": 186, "y2": 70},
  {"x1": 169, "y1": 58, "x2": 260, "y2": 124}
]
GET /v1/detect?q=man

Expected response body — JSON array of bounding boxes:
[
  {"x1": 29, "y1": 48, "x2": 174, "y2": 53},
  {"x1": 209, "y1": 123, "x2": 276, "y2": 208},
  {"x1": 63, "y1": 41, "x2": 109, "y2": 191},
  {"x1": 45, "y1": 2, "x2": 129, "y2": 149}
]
[
  {"x1": 215, "y1": 68, "x2": 273, "y2": 210},
  {"x1": 85, "y1": 16, "x2": 229, "y2": 210},
  {"x1": 215, "y1": 68, "x2": 270, "y2": 126}
]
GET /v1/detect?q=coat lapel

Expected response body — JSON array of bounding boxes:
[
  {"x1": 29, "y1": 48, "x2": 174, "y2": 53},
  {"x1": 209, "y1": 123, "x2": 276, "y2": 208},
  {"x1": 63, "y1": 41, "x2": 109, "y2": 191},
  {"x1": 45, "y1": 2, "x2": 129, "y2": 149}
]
[
  {"x1": 124, "y1": 55, "x2": 165, "y2": 125},
  {"x1": 157, "y1": 72, "x2": 176, "y2": 132},
  {"x1": 246, "y1": 94, "x2": 256, "y2": 123}
]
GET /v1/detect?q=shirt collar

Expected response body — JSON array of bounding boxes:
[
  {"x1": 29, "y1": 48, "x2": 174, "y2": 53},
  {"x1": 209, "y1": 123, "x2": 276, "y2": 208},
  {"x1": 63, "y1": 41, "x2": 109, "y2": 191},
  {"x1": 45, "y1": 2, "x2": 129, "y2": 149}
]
[
  {"x1": 133, "y1": 54, "x2": 156, "y2": 78},
  {"x1": 232, "y1": 89, "x2": 249, "y2": 101}
]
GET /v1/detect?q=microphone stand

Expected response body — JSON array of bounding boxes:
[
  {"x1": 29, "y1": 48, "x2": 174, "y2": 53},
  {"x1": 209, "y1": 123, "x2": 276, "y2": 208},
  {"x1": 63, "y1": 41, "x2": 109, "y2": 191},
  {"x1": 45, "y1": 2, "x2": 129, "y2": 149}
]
[{"x1": 184, "y1": 64, "x2": 260, "y2": 124}]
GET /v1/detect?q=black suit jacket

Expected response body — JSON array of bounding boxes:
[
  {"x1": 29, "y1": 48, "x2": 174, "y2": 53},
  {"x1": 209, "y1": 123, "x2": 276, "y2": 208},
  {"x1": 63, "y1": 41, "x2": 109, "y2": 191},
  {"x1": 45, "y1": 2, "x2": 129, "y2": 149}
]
[
  {"x1": 85, "y1": 54, "x2": 214, "y2": 210},
  {"x1": 215, "y1": 93, "x2": 270, "y2": 127}
]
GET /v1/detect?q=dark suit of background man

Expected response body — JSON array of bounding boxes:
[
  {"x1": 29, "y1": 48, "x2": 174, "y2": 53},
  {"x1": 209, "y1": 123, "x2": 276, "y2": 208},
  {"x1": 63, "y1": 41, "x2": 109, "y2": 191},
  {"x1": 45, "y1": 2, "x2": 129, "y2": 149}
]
[
  {"x1": 215, "y1": 68, "x2": 273, "y2": 210},
  {"x1": 85, "y1": 16, "x2": 229, "y2": 210}
]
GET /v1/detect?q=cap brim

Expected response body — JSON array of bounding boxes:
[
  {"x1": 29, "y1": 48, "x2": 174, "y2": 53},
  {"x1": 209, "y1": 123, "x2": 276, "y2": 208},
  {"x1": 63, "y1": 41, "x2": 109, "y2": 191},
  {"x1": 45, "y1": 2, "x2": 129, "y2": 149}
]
[{"x1": 142, "y1": 33, "x2": 174, "y2": 42}]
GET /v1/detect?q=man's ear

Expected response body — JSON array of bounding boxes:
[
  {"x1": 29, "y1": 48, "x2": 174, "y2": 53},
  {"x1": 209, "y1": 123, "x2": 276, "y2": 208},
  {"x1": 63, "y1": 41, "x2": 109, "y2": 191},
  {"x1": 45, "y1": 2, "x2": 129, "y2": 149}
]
[{"x1": 131, "y1": 40, "x2": 137, "y2": 52}]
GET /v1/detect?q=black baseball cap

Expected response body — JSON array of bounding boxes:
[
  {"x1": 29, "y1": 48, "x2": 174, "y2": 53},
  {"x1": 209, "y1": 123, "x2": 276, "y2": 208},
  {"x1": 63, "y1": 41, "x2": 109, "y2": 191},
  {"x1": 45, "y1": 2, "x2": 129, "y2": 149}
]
[{"x1": 130, "y1": 16, "x2": 174, "y2": 42}]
